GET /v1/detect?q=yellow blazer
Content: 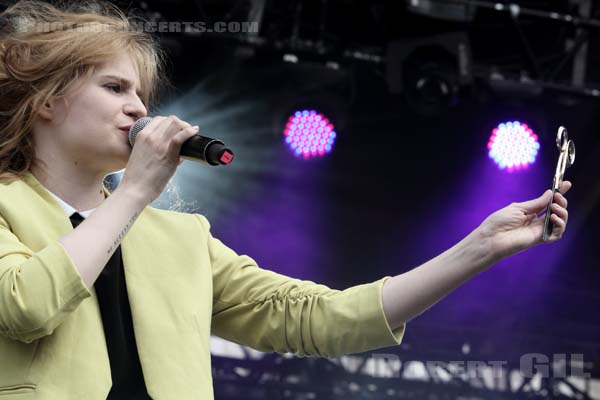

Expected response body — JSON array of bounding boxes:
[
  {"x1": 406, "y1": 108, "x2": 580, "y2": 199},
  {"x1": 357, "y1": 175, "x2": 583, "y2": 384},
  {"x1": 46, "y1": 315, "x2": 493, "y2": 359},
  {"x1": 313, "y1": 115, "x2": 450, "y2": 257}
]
[{"x1": 0, "y1": 171, "x2": 405, "y2": 399}]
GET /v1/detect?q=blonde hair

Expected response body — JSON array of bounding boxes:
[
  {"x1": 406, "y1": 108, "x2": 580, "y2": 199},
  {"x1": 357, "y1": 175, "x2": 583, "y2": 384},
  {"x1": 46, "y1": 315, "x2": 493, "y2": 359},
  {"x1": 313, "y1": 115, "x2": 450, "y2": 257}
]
[{"x1": 0, "y1": 0, "x2": 168, "y2": 181}]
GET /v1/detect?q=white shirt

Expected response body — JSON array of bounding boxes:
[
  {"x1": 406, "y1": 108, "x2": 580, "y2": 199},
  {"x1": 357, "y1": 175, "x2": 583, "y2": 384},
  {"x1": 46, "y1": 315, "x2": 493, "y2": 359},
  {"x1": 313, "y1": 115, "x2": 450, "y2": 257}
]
[{"x1": 46, "y1": 189, "x2": 97, "y2": 219}]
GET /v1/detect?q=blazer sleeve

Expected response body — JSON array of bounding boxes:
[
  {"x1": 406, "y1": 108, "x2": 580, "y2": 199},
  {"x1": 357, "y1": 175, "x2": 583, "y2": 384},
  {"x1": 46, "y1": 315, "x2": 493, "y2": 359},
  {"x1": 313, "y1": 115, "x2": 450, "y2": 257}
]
[
  {"x1": 196, "y1": 215, "x2": 405, "y2": 358},
  {"x1": 0, "y1": 214, "x2": 91, "y2": 343}
]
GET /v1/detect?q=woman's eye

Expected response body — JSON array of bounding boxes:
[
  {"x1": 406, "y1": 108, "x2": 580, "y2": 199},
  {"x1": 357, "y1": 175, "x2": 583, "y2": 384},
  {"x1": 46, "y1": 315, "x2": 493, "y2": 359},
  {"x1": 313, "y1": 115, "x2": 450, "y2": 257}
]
[{"x1": 105, "y1": 84, "x2": 122, "y2": 93}]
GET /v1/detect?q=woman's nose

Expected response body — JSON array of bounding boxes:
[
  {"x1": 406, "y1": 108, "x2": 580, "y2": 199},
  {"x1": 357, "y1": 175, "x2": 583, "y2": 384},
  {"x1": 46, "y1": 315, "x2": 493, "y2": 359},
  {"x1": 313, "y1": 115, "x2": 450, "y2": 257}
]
[{"x1": 123, "y1": 96, "x2": 147, "y2": 120}]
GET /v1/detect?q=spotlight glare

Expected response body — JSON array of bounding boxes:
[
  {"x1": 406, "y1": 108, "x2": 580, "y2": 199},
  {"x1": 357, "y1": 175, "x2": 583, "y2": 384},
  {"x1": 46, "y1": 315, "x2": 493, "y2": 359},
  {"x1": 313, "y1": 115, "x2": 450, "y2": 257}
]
[
  {"x1": 284, "y1": 109, "x2": 336, "y2": 158},
  {"x1": 488, "y1": 121, "x2": 540, "y2": 172}
]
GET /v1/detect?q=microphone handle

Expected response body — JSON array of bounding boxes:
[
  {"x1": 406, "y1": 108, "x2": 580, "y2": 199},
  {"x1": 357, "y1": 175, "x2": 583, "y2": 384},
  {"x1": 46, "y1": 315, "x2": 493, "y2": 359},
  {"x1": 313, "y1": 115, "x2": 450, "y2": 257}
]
[{"x1": 180, "y1": 134, "x2": 234, "y2": 166}]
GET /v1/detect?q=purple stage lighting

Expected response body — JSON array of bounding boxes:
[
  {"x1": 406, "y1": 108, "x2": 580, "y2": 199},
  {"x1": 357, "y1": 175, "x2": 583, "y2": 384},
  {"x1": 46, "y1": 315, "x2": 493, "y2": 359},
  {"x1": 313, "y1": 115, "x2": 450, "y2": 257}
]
[
  {"x1": 488, "y1": 121, "x2": 540, "y2": 172},
  {"x1": 283, "y1": 110, "x2": 336, "y2": 159}
]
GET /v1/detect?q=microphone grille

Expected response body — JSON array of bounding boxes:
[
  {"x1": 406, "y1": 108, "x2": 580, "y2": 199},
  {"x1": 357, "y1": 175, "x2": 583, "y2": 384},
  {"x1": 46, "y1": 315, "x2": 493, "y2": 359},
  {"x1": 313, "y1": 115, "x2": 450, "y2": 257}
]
[{"x1": 128, "y1": 117, "x2": 153, "y2": 146}]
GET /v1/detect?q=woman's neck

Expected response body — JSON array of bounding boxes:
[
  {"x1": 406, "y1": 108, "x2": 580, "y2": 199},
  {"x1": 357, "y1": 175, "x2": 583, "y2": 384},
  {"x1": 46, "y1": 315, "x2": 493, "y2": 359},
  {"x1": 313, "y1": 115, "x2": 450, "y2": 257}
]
[{"x1": 30, "y1": 165, "x2": 107, "y2": 211}]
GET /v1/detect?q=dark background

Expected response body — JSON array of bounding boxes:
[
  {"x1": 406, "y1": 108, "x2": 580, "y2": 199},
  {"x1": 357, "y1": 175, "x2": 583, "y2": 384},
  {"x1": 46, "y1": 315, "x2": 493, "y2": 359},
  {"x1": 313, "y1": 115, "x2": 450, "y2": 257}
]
[
  {"x1": 122, "y1": 1, "x2": 600, "y2": 398},
  {"x1": 59, "y1": 0, "x2": 600, "y2": 397}
]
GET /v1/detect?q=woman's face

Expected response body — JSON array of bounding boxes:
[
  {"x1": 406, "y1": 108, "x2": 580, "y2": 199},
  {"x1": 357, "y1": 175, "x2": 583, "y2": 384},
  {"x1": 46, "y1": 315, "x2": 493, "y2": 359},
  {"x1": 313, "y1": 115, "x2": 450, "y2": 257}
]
[{"x1": 33, "y1": 52, "x2": 148, "y2": 175}]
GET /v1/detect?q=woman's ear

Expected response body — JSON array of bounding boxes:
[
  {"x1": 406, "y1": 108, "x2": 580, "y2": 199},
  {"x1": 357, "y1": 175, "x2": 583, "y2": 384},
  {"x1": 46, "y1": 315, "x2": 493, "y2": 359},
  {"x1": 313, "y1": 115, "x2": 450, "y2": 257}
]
[
  {"x1": 36, "y1": 96, "x2": 63, "y2": 121},
  {"x1": 36, "y1": 99, "x2": 55, "y2": 121}
]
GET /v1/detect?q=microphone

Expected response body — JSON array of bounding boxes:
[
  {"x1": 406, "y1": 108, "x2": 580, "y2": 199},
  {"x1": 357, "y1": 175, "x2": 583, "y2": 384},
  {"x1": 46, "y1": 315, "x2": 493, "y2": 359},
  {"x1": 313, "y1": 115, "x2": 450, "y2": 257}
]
[{"x1": 128, "y1": 117, "x2": 234, "y2": 166}]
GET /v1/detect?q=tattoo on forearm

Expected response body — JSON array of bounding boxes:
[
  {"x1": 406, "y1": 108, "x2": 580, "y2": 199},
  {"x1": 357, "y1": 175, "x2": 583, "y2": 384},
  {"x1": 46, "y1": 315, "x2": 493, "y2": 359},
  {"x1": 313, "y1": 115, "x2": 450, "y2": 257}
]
[{"x1": 107, "y1": 211, "x2": 140, "y2": 254}]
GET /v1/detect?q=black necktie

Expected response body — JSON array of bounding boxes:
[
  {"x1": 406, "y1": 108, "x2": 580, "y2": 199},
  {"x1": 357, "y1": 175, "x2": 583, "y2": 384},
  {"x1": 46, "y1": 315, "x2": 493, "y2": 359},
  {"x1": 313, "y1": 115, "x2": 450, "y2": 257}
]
[
  {"x1": 69, "y1": 212, "x2": 84, "y2": 228},
  {"x1": 67, "y1": 212, "x2": 148, "y2": 397}
]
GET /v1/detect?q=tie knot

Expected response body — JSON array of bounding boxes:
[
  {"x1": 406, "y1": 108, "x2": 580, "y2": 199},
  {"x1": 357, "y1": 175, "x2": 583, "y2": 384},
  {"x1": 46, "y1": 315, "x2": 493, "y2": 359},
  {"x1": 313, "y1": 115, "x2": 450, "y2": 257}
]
[{"x1": 69, "y1": 212, "x2": 84, "y2": 228}]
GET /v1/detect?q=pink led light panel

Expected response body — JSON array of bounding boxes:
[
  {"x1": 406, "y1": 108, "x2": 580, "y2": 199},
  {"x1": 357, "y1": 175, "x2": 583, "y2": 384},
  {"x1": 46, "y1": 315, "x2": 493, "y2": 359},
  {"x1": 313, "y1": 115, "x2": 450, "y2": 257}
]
[
  {"x1": 488, "y1": 121, "x2": 540, "y2": 172},
  {"x1": 283, "y1": 110, "x2": 336, "y2": 159}
]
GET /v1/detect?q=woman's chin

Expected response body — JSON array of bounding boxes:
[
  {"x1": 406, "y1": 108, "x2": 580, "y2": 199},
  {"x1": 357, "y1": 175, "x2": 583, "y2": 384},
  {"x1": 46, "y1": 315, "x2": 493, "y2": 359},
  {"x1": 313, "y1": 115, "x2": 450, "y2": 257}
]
[{"x1": 104, "y1": 153, "x2": 129, "y2": 174}]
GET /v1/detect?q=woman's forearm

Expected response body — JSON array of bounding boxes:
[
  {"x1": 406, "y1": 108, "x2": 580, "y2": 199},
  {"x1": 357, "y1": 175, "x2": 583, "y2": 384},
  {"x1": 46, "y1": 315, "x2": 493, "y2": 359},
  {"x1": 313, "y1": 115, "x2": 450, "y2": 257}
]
[
  {"x1": 58, "y1": 186, "x2": 147, "y2": 288},
  {"x1": 381, "y1": 228, "x2": 499, "y2": 330}
]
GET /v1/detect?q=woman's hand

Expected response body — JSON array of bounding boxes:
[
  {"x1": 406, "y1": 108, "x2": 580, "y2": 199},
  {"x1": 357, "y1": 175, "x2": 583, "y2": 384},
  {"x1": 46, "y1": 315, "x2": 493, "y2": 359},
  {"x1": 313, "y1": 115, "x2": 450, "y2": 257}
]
[
  {"x1": 478, "y1": 181, "x2": 572, "y2": 260},
  {"x1": 382, "y1": 180, "x2": 572, "y2": 328},
  {"x1": 119, "y1": 115, "x2": 199, "y2": 204}
]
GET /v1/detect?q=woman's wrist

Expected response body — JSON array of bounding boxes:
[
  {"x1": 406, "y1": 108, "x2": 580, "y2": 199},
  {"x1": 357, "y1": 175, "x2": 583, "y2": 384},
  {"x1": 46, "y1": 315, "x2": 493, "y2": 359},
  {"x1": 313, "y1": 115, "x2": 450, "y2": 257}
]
[
  {"x1": 113, "y1": 184, "x2": 150, "y2": 211},
  {"x1": 472, "y1": 223, "x2": 511, "y2": 265}
]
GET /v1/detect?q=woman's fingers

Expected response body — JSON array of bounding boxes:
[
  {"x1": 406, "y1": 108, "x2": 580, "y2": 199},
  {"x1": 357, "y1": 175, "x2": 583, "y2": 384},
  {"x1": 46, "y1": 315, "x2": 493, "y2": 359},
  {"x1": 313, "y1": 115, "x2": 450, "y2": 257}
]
[
  {"x1": 135, "y1": 116, "x2": 165, "y2": 140},
  {"x1": 559, "y1": 180, "x2": 572, "y2": 195},
  {"x1": 548, "y1": 198, "x2": 568, "y2": 241},
  {"x1": 153, "y1": 115, "x2": 190, "y2": 141},
  {"x1": 554, "y1": 192, "x2": 568, "y2": 208},
  {"x1": 172, "y1": 125, "x2": 199, "y2": 147},
  {"x1": 137, "y1": 116, "x2": 196, "y2": 157},
  {"x1": 167, "y1": 115, "x2": 192, "y2": 129},
  {"x1": 550, "y1": 213, "x2": 566, "y2": 238},
  {"x1": 551, "y1": 202, "x2": 568, "y2": 223}
]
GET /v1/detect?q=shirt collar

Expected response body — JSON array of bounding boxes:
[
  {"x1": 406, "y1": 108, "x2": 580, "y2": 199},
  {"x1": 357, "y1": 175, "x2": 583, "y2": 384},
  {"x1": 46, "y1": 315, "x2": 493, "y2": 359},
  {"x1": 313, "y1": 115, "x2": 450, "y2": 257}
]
[{"x1": 45, "y1": 189, "x2": 97, "y2": 219}]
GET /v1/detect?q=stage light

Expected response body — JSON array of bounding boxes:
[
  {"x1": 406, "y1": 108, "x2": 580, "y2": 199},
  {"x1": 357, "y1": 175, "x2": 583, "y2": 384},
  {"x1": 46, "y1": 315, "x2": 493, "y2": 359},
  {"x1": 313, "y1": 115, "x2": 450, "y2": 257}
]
[
  {"x1": 283, "y1": 110, "x2": 336, "y2": 159},
  {"x1": 386, "y1": 33, "x2": 472, "y2": 116},
  {"x1": 488, "y1": 121, "x2": 540, "y2": 172},
  {"x1": 405, "y1": 0, "x2": 476, "y2": 22}
]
